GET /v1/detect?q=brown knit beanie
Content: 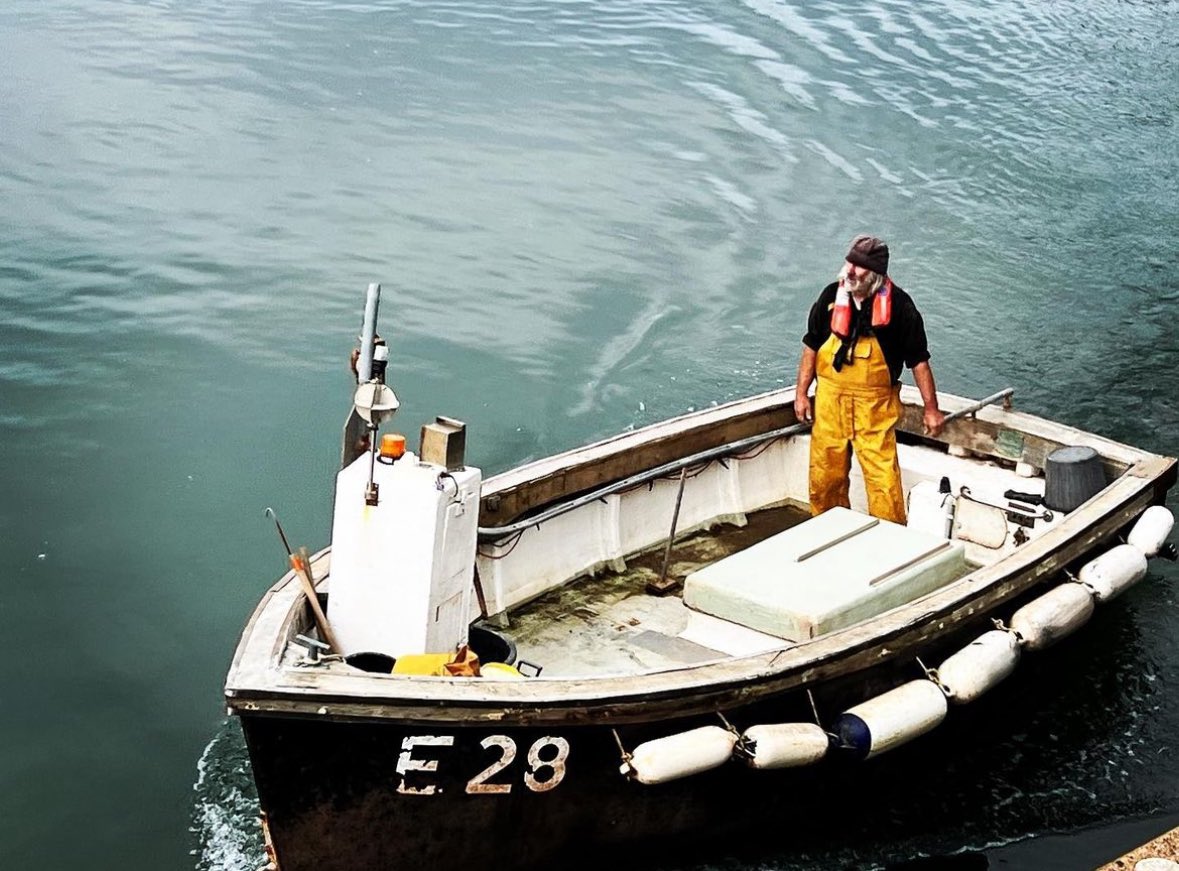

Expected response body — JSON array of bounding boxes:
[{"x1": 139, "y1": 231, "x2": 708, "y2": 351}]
[{"x1": 846, "y1": 235, "x2": 889, "y2": 275}]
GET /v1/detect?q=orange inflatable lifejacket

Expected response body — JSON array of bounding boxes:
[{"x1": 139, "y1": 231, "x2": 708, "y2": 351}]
[
  {"x1": 830, "y1": 277, "x2": 892, "y2": 335},
  {"x1": 872, "y1": 277, "x2": 892, "y2": 327},
  {"x1": 831, "y1": 280, "x2": 852, "y2": 337}
]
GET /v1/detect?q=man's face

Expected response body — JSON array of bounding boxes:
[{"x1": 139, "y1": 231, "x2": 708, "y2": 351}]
[
  {"x1": 844, "y1": 261, "x2": 871, "y2": 283},
  {"x1": 841, "y1": 260, "x2": 878, "y2": 298}
]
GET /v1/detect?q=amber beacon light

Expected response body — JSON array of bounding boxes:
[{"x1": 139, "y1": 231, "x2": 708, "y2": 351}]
[{"x1": 380, "y1": 433, "x2": 407, "y2": 461}]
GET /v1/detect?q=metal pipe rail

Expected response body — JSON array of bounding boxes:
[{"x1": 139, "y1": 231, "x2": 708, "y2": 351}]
[
  {"x1": 943, "y1": 388, "x2": 1014, "y2": 424},
  {"x1": 477, "y1": 421, "x2": 811, "y2": 542}
]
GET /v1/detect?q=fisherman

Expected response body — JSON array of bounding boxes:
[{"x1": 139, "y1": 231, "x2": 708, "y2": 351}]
[{"x1": 793, "y1": 235, "x2": 945, "y2": 523}]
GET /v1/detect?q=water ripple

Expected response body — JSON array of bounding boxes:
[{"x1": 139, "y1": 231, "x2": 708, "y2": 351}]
[{"x1": 2, "y1": 2, "x2": 1178, "y2": 865}]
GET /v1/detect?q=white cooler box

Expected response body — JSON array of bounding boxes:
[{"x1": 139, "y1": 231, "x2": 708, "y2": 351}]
[{"x1": 683, "y1": 507, "x2": 968, "y2": 641}]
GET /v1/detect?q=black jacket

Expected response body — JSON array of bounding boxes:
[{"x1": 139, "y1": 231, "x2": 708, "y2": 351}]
[{"x1": 802, "y1": 281, "x2": 932, "y2": 384}]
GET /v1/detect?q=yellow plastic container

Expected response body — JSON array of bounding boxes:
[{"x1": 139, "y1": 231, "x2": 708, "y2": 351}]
[
  {"x1": 481, "y1": 662, "x2": 525, "y2": 680},
  {"x1": 392, "y1": 653, "x2": 454, "y2": 676}
]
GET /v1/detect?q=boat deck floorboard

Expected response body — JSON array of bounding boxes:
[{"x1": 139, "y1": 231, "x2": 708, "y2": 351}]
[{"x1": 499, "y1": 502, "x2": 812, "y2": 676}]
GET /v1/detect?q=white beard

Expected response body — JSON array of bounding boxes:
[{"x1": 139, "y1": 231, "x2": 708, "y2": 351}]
[{"x1": 838, "y1": 266, "x2": 884, "y2": 300}]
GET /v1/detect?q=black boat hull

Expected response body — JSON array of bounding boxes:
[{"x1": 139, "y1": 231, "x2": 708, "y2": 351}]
[{"x1": 242, "y1": 700, "x2": 834, "y2": 871}]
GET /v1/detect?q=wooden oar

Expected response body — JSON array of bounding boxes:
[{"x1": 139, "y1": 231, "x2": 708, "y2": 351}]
[
  {"x1": 265, "y1": 508, "x2": 341, "y2": 652},
  {"x1": 293, "y1": 546, "x2": 341, "y2": 653}
]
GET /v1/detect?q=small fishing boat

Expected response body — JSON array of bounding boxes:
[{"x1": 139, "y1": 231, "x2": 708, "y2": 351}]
[{"x1": 226, "y1": 284, "x2": 1177, "y2": 871}]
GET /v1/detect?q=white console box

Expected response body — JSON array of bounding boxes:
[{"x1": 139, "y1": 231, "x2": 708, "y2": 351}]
[
  {"x1": 327, "y1": 451, "x2": 482, "y2": 659},
  {"x1": 683, "y1": 507, "x2": 967, "y2": 641}
]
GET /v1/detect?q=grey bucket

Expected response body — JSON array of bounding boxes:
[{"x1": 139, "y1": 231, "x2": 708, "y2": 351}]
[{"x1": 1044, "y1": 445, "x2": 1106, "y2": 512}]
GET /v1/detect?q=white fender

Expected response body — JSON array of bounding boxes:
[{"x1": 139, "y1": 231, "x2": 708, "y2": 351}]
[
  {"x1": 741, "y1": 723, "x2": 828, "y2": 769},
  {"x1": 624, "y1": 726, "x2": 737, "y2": 784},
  {"x1": 833, "y1": 680, "x2": 947, "y2": 760},
  {"x1": 936, "y1": 629, "x2": 1021, "y2": 704},
  {"x1": 1078, "y1": 544, "x2": 1149, "y2": 603},
  {"x1": 1127, "y1": 506, "x2": 1175, "y2": 558},
  {"x1": 1010, "y1": 583, "x2": 1094, "y2": 651}
]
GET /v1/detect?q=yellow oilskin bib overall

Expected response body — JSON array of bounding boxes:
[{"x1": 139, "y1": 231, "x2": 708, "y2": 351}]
[{"x1": 810, "y1": 331, "x2": 906, "y2": 523}]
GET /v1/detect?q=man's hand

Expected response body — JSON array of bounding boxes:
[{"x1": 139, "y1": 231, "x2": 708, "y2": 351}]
[
  {"x1": 795, "y1": 345, "x2": 817, "y2": 425},
  {"x1": 795, "y1": 394, "x2": 814, "y2": 425},
  {"x1": 923, "y1": 405, "x2": 945, "y2": 438},
  {"x1": 911, "y1": 361, "x2": 944, "y2": 437}
]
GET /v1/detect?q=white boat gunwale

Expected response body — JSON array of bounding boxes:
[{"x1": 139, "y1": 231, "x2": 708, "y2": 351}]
[
  {"x1": 224, "y1": 387, "x2": 1175, "y2": 725},
  {"x1": 479, "y1": 385, "x2": 1138, "y2": 533}
]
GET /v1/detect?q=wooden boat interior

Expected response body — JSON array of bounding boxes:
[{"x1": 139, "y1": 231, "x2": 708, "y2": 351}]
[{"x1": 267, "y1": 386, "x2": 1163, "y2": 685}]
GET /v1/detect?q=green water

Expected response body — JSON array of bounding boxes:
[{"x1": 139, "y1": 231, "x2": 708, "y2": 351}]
[{"x1": 1, "y1": 1, "x2": 1177, "y2": 869}]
